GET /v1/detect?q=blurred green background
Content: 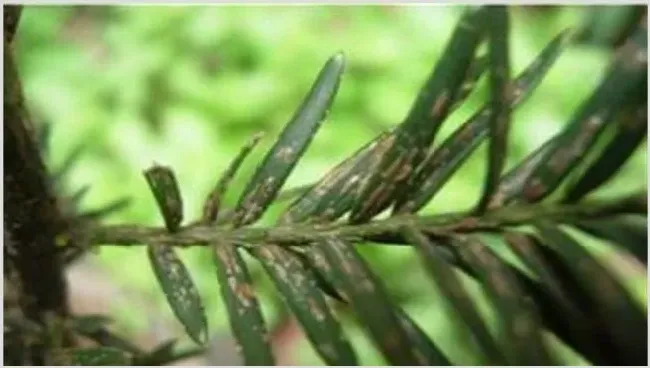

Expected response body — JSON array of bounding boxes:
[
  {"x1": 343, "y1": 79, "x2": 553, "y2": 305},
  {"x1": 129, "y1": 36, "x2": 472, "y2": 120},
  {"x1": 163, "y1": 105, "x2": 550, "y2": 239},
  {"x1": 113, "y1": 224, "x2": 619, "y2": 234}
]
[{"x1": 14, "y1": 5, "x2": 646, "y2": 365}]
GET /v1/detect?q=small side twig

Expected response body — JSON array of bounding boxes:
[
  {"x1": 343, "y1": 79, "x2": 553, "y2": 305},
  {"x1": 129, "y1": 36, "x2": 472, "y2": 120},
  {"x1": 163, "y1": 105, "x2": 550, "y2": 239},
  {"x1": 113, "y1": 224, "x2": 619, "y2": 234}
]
[{"x1": 202, "y1": 132, "x2": 265, "y2": 225}]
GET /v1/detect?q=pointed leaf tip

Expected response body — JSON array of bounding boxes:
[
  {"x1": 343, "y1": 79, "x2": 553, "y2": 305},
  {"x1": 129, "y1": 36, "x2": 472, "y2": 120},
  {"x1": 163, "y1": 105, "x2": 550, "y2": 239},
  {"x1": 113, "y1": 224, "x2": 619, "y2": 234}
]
[
  {"x1": 232, "y1": 53, "x2": 346, "y2": 226},
  {"x1": 522, "y1": 20, "x2": 647, "y2": 203},
  {"x1": 395, "y1": 29, "x2": 572, "y2": 214},
  {"x1": 350, "y1": 7, "x2": 489, "y2": 222},
  {"x1": 202, "y1": 132, "x2": 265, "y2": 225},
  {"x1": 332, "y1": 51, "x2": 346, "y2": 64}
]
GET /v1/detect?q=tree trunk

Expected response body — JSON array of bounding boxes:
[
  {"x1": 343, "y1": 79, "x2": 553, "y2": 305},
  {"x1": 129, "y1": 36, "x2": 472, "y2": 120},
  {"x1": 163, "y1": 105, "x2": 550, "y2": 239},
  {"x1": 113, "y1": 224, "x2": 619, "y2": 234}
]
[{"x1": 4, "y1": 5, "x2": 71, "y2": 364}]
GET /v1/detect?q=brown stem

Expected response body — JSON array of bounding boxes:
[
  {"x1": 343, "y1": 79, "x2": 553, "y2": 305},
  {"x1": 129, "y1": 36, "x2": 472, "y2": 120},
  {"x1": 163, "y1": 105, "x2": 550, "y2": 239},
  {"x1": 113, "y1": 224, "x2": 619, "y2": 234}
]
[
  {"x1": 86, "y1": 192, "x2": 645, "y2": 248},
  {"x1": 4, "y1": 7, "x2": 71, "y2": 363}
]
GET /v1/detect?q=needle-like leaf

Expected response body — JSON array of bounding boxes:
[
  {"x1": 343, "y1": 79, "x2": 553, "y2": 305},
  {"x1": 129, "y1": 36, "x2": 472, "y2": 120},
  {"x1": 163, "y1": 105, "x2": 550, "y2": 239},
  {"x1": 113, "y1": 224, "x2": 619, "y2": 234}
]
[
  {"x1": 487, "y1": 134, "x2": 560, "y2": 209},
  {"x1": 564, "y1": 96, "x2": 647, "y2": 203},
  {"x1": 133, "y1": 340, "x2": 175, "y2": 366},
  {"x1": 37, "y1": 121, "x2": 52, "y2": 158},
  {"x1": 250, "y1": 244, "x2": 357, "y2": 365},
  {"x1": 144, "y1": 165, "x2": 184, "y2": 232},
  {"x1": 279, "y1": 132, "x2": 392, "y2": 224},
  {"x1": 300, "y1": 245, "x2": 453, "y2": 365},
  {"x1": 393, "y1": 307, "x2": 452, "y2": 366},
  {"x1": 212, "y1": 243, "x2": 274, "y2": 365},
  {"x1": 573, "y1": 215, "x2": 647, "y2": 264},
  {"x1": 450, "y1": 235, "x2": 553, "y2": 365},
  {"x1": 350, "y1": 7, "x2": 489, "y2": 223},
  {"x1": 502, "y1": 231, "x2": 603, "y2": 361},
  {"x1": 380, "y1": 231, "x2": 622, "y2": 365},
  {"x1": 78, "y1": 197, "x2": 131, "y2": 222},
  {"x1": 52, "y1": 143, "x2": 85, "y2": 186},
  {"x1": 522, "y1": 18, "x2": 647, "y2": 203},
  {"x1": 232, "y1": 53, "x2": 346, "y2": 227},
  {"x1": 291, "y1": 249, "x2": 347, "y2": 302},
  {"x1": 402, "y1": 226, "x2": 506, "y2": 364},
  {"x1": 68, "y1": 184, "x2": 91, "y2": 208},
  {"x1": 476, "y1": 6, "x2": 512, "y2": 213},
  {"x1": 282, "y1": 37, "x2": 491, "y2": 225},
  {"x1": 395, "y1": 29, "x2": 573, "y2": 214},
  {"x1": 535, "y1": 223, "x2": 647, "y2": 364},
  {"x1": 451, "y1": 54, "x2": 490, "y2": 112},
  {"x1": 304, "y1": 241, "x2": 451, "y2": 365},
  {"x1": 69, "y1": 315, "x2": 141, "y2": 354},
  {"x1": 309, "y1": 237, "x2": 448, "y2": 365},
  {"x1": 202, "y1": 132, "x2": 264, "y2": 224},
  {"x1": 147, "y1": 244, "x2": 208, "y2": 345}
]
